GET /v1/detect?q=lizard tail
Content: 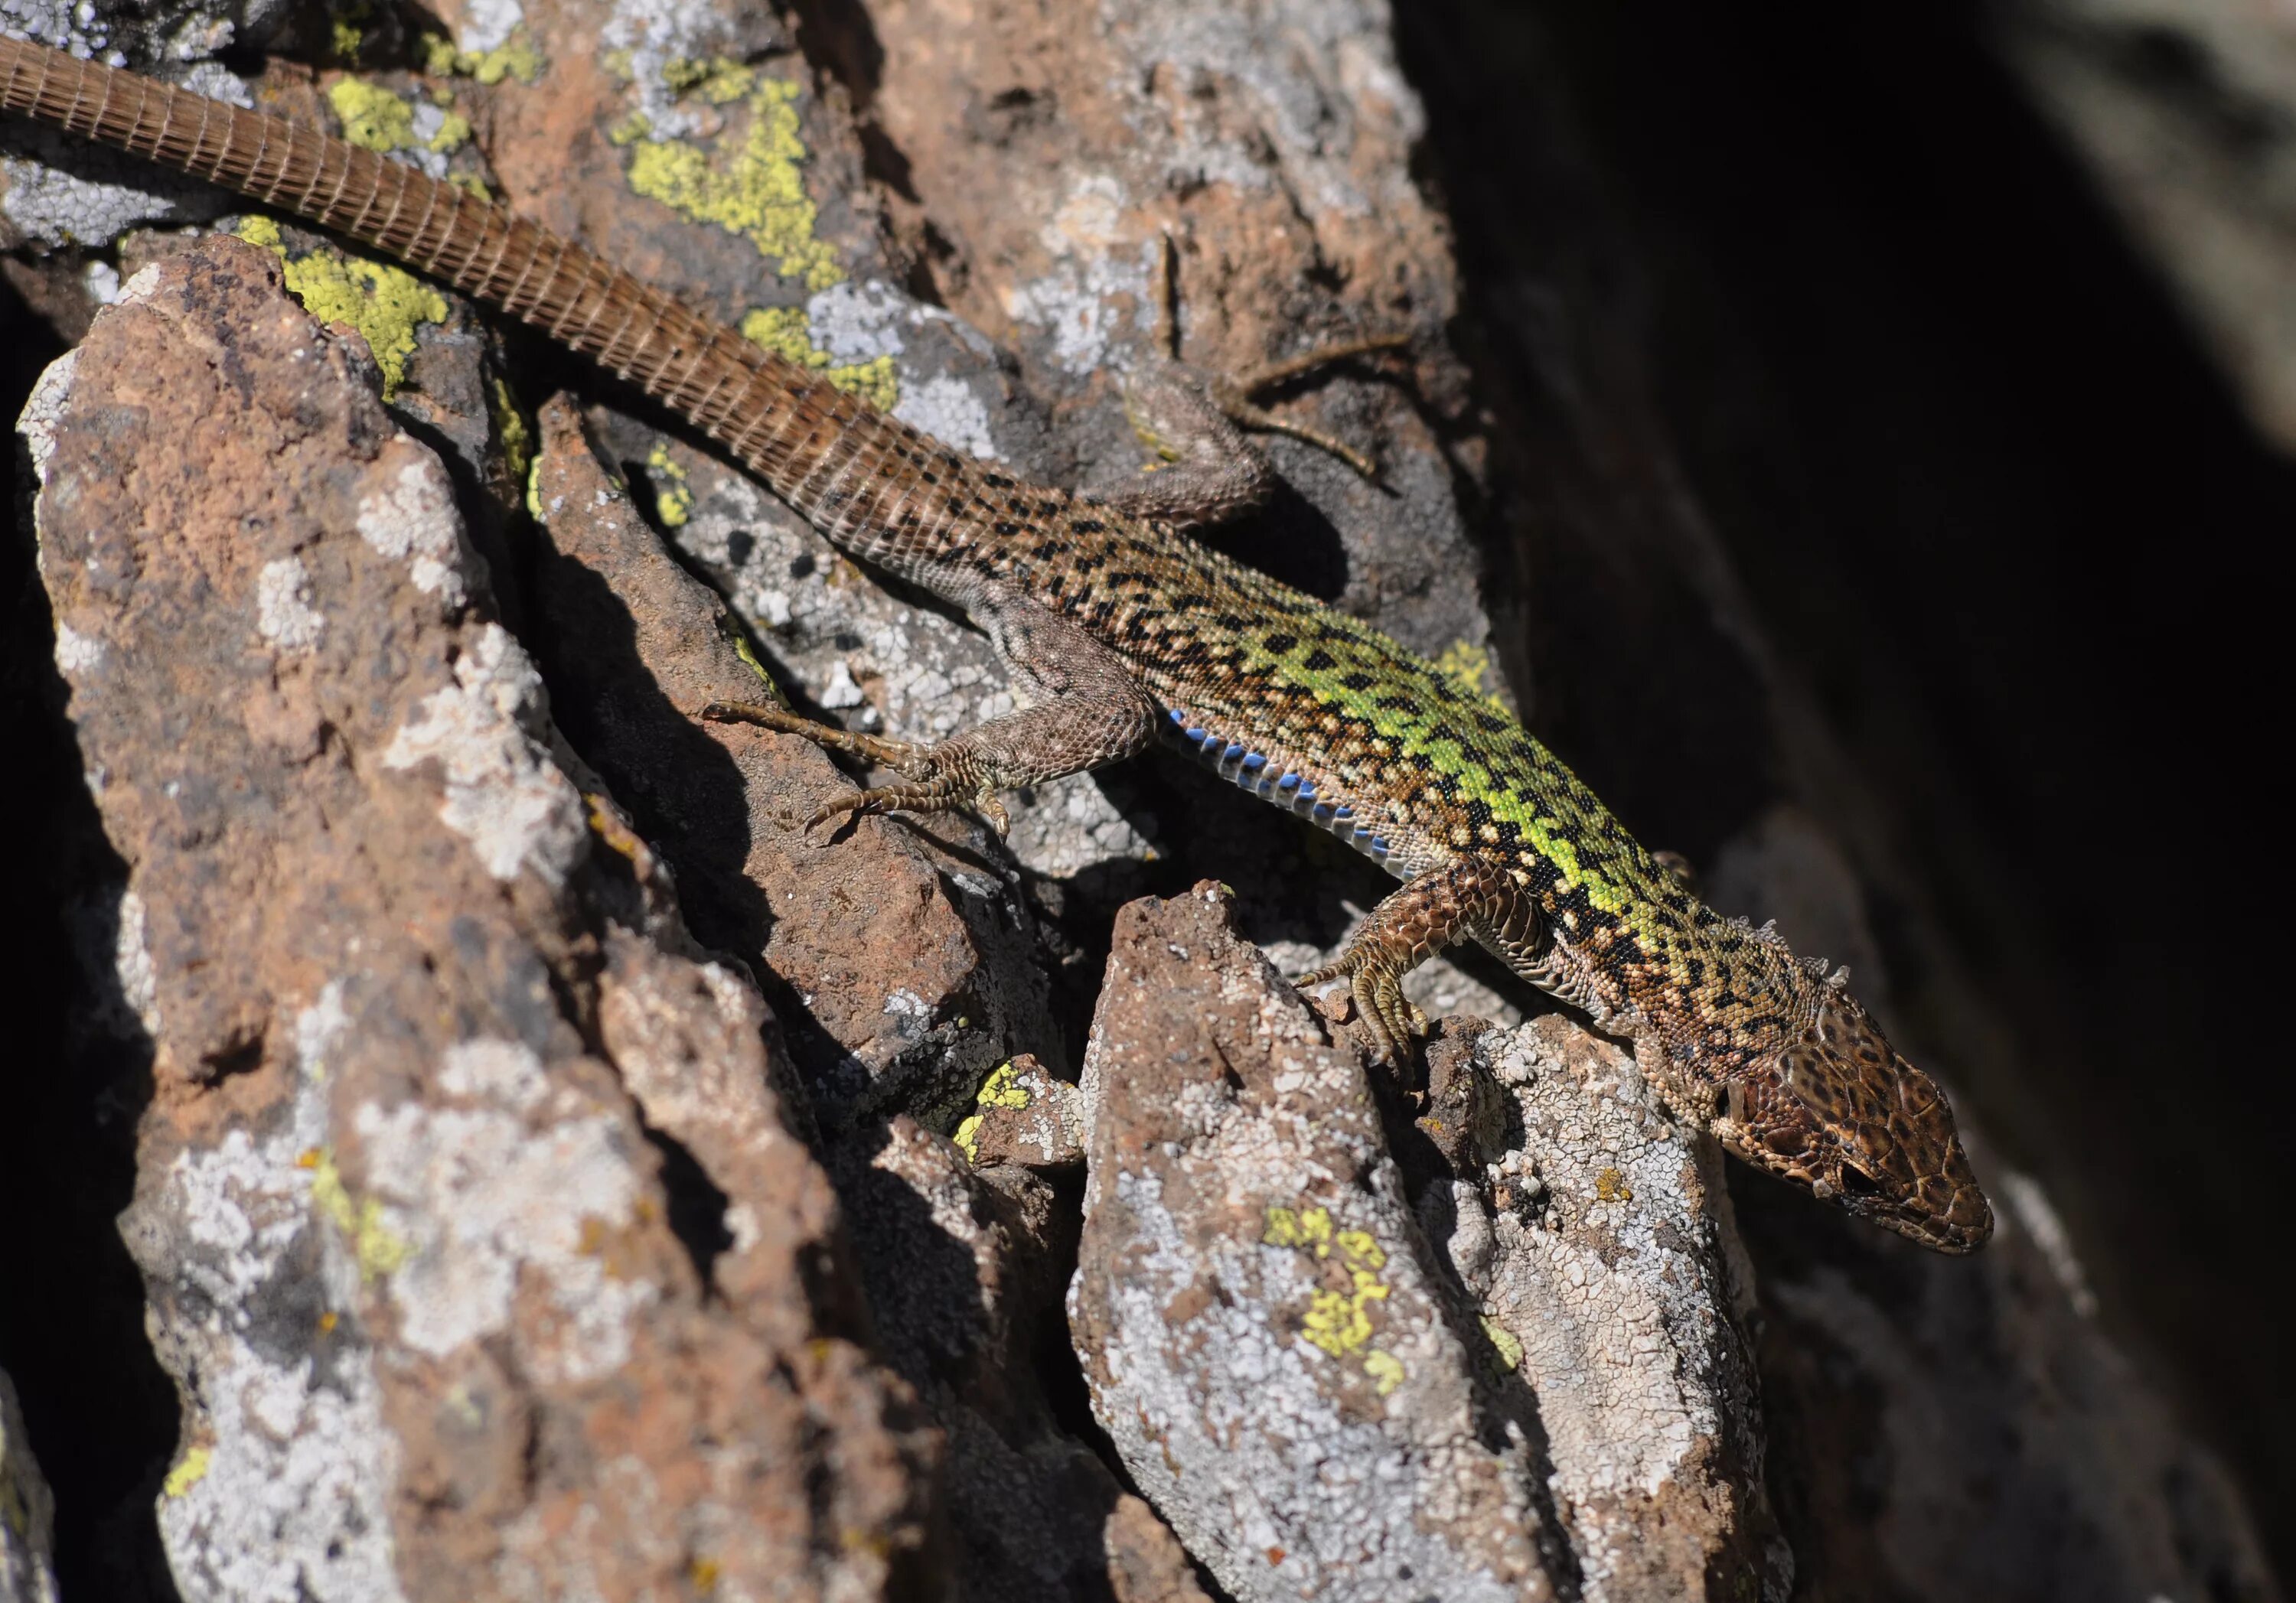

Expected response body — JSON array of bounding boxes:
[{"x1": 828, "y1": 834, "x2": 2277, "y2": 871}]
[{"x1": 0, "y1": 36, "x2": 947, "y2": 545}]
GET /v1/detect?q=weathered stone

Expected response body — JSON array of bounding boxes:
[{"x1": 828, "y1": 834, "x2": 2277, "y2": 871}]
[
  {"x1": 836, "y1": 1118, "x2": 1206, "y2": 1603},
  {"x1": 28, "y1": 239, "x2": 938, "y2": 1601},
  {"x1": 955, "y1": 1054, "x2": 1087, "y2": 1171},
  {"x1": 523, "y1": 394, "x2": 1059, "y2": 1129},
  {"x1": 0, "y1": 1370, "x2": 59, "y2": 1603},
  {"x1": 1071, "y1": 881, "x2": 1556, "y2": 1603},
  {"x1": 1440, "y1": 1017, "x2": 1786, "y2": 1601},
  {"x1": 1711, "y1": 806, "x2": 2281, "y2": 1603}
]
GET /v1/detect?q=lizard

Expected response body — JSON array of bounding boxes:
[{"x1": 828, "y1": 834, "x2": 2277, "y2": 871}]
[{"x1": 0, "y1": 33, "x2": 1993, "y2": 1253}]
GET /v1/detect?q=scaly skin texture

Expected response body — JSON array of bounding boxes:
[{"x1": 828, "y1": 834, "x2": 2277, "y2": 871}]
[{"x1": 0, "y1": 35, "x2": 1991, "y2": 1251}]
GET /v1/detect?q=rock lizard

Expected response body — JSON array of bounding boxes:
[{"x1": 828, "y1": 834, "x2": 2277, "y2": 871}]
[{"x1": 0, "y1": 34, "x2": 1992, "y2": 1250}]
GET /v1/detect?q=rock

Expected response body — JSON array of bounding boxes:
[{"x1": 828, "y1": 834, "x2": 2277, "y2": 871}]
[
  {"x1": 834, "y1": 1116, "x2": 1208, "y2": 1603},
  {"x1": 523, "y1": 330, "x2": 1202, "y2": 1603},
  {"x1": 1709, "y1": 806, "x2": 2282, "y2": 1603},
  {"x1": 1443, "y1": 1017, "x2": 1787, "y2": 1601},
  {"x1": 1991, "y1": 0, "x2": 2296, "y2": 454},
  {"x1": 1071, "y1": 883, "x2": 1787, "y2": 1601},
  {"x1": 1071, "y1": 882, "x2": 1556, "y2": 1603},
  {"x1": 954, "y1": 1054, "x2": 1088, "y2": 1171},
  {"x1": 28, "y1": 239, "x2": 938, "y2": 1601},
  {"x1": 0, "y1": 1370, "x2": 60, "y2": 1603},
  {"x1": 522, "y1": 394, "x2": 1060, "y2": 1129},
  {"x1": 8, "y1": 0, "x2": 2286, "y2": 1592}
]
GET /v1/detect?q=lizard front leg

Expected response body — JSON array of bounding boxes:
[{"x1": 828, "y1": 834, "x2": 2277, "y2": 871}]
[
  {"x1": 1089, "y1": 236, "x2": 1407, "y2": 530},
  {"x1": 1300, "y1": 859, "x2": 1518, "y2": 1064},
  {"x1": 705, "y1": 588, "x2": 1159, "y2": 836}
]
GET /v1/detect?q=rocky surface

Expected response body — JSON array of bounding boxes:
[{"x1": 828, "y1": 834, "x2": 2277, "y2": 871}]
[
  {"x1": 1988, "y1": 0, "x2": 2296, "y2": 455},
  {"x1": 24, "y1": 242, "x2": 939, "y2": 1600},
  {"x1": 0, "y1": 1370, "x2": 59, "y2": 1603},
  {"x1": 1071, "y1": 884, "x2": 1792, "y2": 1602},
  {"x1": 3, "y1": 0, "x2": 2287, "y2": 1599}
]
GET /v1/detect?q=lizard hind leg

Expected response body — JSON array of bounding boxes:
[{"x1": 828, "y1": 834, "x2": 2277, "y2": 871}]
[{"x1": 1300, "y1": 858, "x2": 1512, "y2": 1065}]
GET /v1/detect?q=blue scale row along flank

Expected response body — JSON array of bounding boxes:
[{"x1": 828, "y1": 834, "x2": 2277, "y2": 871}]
[{"x1": 1163, "y1": 708, "x2": 1391, "y2": 862}]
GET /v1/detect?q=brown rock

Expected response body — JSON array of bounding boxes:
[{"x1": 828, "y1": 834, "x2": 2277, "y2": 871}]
[
  {"x1": 955, "y1": 1053, "x2": 1087, "y2": 1171},
  {"x1": 30, "y1": 239, "x2": 938, "y2": 1601},
  {"x1": 1072, "y1": 882, "x2": 1556, "y2": 1603},
  {"x1": 522, "y1": 395, "x2": 1061, "y2": 1129},
  {"x1": 834, "y1": 1117, "x2": 1206, "y2": 1602}
]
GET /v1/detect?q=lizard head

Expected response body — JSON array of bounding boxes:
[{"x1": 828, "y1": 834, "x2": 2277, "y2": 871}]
[{"x1": 1706, "y1": 979, "x2": 1993, "y2": 1253}]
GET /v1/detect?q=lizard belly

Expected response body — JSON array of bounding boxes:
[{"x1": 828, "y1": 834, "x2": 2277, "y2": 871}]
[{"x1": 1157, "y1": 705, "x2": 1433, "y2": 878}]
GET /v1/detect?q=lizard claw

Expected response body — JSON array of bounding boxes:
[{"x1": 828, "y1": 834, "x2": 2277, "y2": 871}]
[{"x1": 1300, "y1": 954, "x2": 1424, "y2": 1067}]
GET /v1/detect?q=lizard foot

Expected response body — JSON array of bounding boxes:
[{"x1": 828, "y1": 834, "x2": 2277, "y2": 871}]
[{"x1": 1299, "y1": 951, "x2": 1428, "y2": 1067}]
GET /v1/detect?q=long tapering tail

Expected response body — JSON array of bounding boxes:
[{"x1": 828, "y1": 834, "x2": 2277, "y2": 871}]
[{"x1": 0, "y1": 35, "x2": 947, "y2": 536}]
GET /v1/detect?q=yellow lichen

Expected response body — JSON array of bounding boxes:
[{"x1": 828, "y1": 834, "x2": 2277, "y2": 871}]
[
  {"x1": 327, "y1": 78, "x2": 411, "y2": 153},
  {"x1": 1479, "y1": 1315, "x2": 1523, "y2": 1372},
  {"x1": 1362, "y1": 1348, "x2": 1406, "y2": 1396},
  {"x1": 953, "y1": 1061, "x2": 1031, "y2": 1163},
  {"x1": 1594, "y1": 1166, "x2": 1633, "y2": 1204},
  {"x1": 491, "y1": 375, "x2": 532, "y2": 487},
  {"x1": 1433, "y1": 638, "x2": 1508, "y2": 709},
  {"x1": 236, "y1": 216, "x2": 449, "y2": 400},
  {"x1": 161, "y1": 1445, "x2": 212, "y2": 1499},
  {"x1": 306, "y1": 1147, "x2": 412, "y2": 1281},
  {"x1": 975, "y1": 1061, "x2": 1030, "y2": 1109},
  {"x1": 623, "y1": 72, "x2": 843, "y2": 292},
  {"x1": 737, "y1": 305, "x2": 899, "y2": 412},
  {"x1": 422, "y1": 29, "x2": 545, "y2": 86},
  {"x1": 645, "y1": 441, "x2": 694, "y2": 527},
  {"x1": 1265, "y1": 1206, "x2": 1397, "y2": 1370},
  {"x1": 721, "y1": 617, "x2": 788, "y2": 702},
  {"x1": 327, "y1": 78, "x2": 469, "y2": 156}
]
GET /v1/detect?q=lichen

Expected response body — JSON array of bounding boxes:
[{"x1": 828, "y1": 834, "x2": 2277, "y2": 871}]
[
  {"x1": 161, "y1": 1445, "x2": 213, "y2": 1499},
  {"x1": 1264, "y1": 1206, "x2": 1400, "y2": 1376},
  {"x1": 740, "y1": 305, "x2": 898, "y2": 412},
  {"x1": 233, "y1": 216, "x2": 448, "y2": 401},
  {"x1": 491, "y1": 376, "x2": 532, "y2": 488},
  {"x1": 645, "y1": 441, "x2": 693, "y2": 527},
  {"x1": 301, "y1": 1146, "x2": 413, "y2": 1282},
  {"x1": 421, "y1": 29, "x2": 545, "y2": 85},
  {"x1": 1433, "y1": 639, "x2": 1505, "y2": 709},
  {"x1": 1479, "y1": 1315, "x2": 1523, "y2": 1372},
  {"x1": 621, "y1": 68, "x2": 843, "y2": 292}
]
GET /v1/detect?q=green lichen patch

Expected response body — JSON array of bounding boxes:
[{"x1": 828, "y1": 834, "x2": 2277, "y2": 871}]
[
  {"x1": 951, "y1": 1060, "x2": 1028, "y2": 1163},
  {"x1": 302, "y1": 1145, "x2": 412, "y2": 1282},
  {"x1": 739, "y1": 305, "x2": 898, "y2": 412},
  {"x1": 327, "y1": 78, "x2": 469, "y2": 157},
  {"x1": 620, "y1": 67, "x2": 843, "y2": 292},
  {"x1": 1263, "y1": 1204, "x2": 1404, "y2": 1392},
  {"x1": 422, "y1": 29, "x2": 546, "y2": 86},
  {"x1": 235, "y1": 215, "x2": 449, "y2": 400},
  {"x1": 644, "y1": 441, "x2": 693, "y2": 527}
]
